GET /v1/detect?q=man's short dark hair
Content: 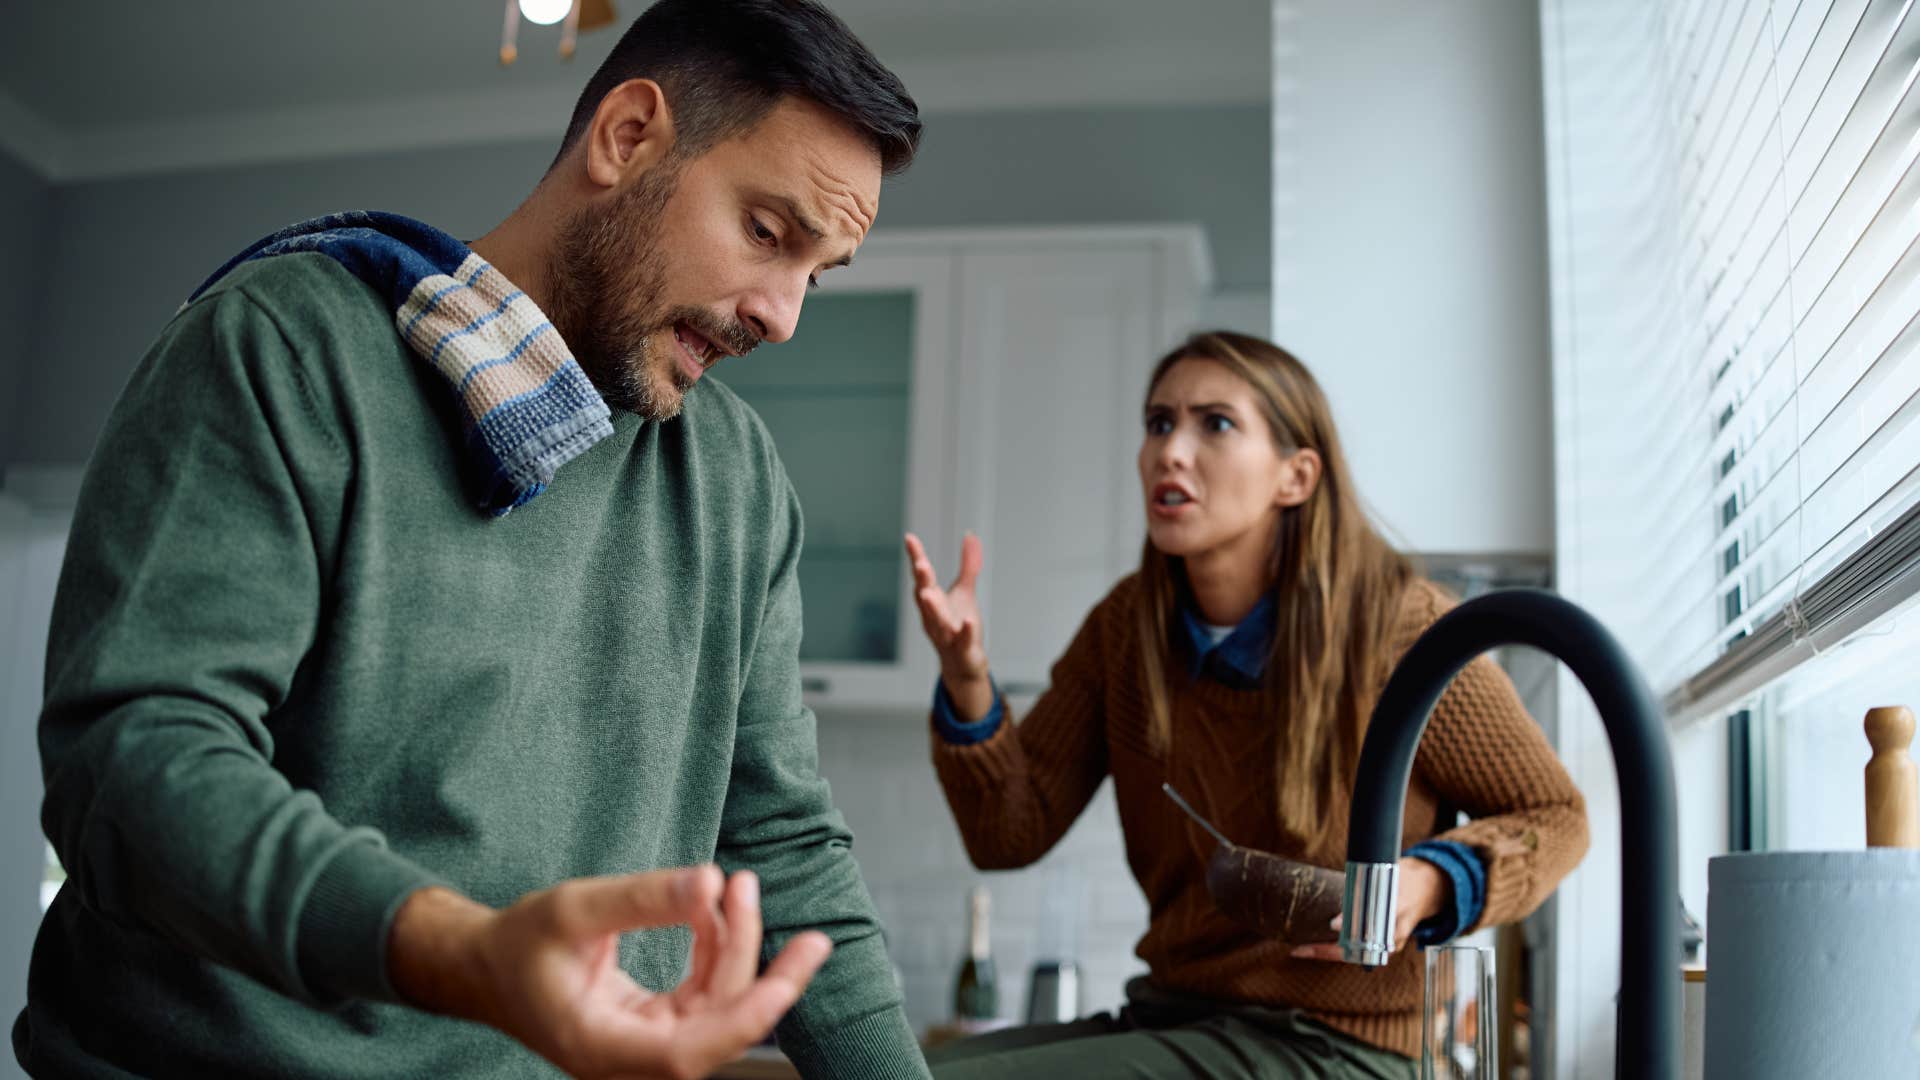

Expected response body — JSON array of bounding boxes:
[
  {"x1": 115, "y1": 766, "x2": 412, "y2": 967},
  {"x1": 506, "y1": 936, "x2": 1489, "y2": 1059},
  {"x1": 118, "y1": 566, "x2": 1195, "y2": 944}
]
[{"x1": 553, "y1": 0, "x2": 921, "y2": 176}]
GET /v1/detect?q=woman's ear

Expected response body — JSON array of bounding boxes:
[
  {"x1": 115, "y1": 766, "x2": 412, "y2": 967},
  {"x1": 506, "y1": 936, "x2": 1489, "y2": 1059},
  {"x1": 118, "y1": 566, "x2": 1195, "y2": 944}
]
[{"x1": 1275, "y1": 448, "x2": 1322, "y2": 509}]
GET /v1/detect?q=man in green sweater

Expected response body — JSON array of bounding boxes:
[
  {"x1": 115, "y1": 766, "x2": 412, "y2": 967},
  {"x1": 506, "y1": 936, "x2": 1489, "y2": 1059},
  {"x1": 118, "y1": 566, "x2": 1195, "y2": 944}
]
[{"x1": 14, "y1": 2, "x2": 929, "y2": 1078}]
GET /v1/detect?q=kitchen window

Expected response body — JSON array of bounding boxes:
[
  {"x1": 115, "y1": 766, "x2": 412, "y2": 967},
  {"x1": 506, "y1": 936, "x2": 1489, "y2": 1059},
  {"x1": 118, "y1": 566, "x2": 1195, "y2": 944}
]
[{"x1": 1743, "y1": 586, "x2": 1920, "y2": 853}]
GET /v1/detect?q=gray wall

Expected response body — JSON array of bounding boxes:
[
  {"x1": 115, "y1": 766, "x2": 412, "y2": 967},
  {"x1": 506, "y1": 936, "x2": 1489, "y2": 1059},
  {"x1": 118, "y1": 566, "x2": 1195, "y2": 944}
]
[
  {"x1": 0, "y1": 151, "x2": 52, "y2": 462},
  {"x1": 888, "y1": 105, "x2": 1268, "y2": 289},
  {"x1": 14, "y1": 140, "x2": 551, "y2": 467},
  {"x1": 6, "y1": 103, "x2": 1268, "y2": 467}
]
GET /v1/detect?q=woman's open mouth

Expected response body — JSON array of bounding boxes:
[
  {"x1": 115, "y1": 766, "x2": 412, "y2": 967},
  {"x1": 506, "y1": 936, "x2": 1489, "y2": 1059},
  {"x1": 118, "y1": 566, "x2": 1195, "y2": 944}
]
[{"x1": 1149, "y1": 482, "x2": 1197, "y2": 520}]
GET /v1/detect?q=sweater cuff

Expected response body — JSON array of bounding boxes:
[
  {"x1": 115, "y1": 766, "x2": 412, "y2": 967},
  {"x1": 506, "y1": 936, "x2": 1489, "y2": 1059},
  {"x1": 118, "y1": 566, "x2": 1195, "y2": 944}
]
[
  {"x1": 931, "y1": 677, "x2": 1004, "y2": 745},
  {"x1": 1406, "y1": 839, "x2": 1486, "y2": 946},
  {"x1": 780, "y1": 1006, "x2": 931, "y2": 1080},
  {"x1": 294, "y1": 830, "x2": 445, "y2": 1006}
]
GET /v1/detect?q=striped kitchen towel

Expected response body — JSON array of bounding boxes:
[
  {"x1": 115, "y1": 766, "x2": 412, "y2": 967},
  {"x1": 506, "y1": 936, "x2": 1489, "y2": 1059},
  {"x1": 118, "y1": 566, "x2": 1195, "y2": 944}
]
[{"x1": 186, "y1": 210, "x2": 612, "y2": 516}]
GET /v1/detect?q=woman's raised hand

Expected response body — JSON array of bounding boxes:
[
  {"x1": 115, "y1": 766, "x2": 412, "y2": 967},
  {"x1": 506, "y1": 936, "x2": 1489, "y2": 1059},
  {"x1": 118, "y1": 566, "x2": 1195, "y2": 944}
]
[{"x1": 904, "y1": 533, "x2": 992, "y2": 711}]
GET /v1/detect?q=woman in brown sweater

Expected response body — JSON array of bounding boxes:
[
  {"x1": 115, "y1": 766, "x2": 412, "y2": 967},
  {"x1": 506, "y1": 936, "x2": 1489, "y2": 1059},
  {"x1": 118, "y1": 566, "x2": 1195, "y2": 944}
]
[{"x1": 905, "y1": 331, "x2": 1588, "y2": 1078}]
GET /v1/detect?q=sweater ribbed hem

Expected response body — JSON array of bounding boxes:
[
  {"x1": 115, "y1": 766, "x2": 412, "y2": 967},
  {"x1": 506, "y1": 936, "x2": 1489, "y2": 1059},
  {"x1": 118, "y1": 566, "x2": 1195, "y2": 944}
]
[
  {"x1": 1473, "y1": 833, "x2": 1537, "y2": 931},
  {"x1": 294, "y1": 830, "x2": 443, "y2": 1006},
  {"x1": 1308, "y1": 1005, "x2": 1422, "y2": 1062},
  {"x1": 779, "y1": 1006, "x2": 930, "y2": 1080}
]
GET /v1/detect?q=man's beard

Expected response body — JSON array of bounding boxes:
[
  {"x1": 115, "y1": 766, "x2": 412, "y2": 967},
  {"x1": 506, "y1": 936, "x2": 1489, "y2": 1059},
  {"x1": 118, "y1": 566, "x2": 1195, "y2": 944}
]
[{"x1": 545, "y1": 166, "x2": 755, "y2": 422}]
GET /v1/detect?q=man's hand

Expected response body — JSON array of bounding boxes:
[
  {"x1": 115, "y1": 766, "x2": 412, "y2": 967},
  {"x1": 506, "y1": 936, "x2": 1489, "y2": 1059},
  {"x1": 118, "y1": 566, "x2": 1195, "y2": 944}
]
[
  {"x1": 1286, "y1": 856, "x2": 1449, "y2": 962},
  {"x1": 389, "y1": 866, "x2": 830, "y2": 1080}
]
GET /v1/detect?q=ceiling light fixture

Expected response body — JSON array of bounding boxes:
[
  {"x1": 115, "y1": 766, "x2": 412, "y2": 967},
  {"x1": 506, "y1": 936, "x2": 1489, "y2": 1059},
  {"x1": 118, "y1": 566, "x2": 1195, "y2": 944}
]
[
  {"x1": 500, "y1": 0, "x2": 618, "y2": 66},
  {"x1": 519, "y1": 0, "x2": 572, "y2": 25}
]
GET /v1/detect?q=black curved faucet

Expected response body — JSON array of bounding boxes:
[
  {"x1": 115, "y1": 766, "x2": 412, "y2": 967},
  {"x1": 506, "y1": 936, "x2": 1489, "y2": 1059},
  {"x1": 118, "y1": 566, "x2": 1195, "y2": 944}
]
[{"x1": 1337, "y1": 589, "x2": 1678, "y2": 1079}]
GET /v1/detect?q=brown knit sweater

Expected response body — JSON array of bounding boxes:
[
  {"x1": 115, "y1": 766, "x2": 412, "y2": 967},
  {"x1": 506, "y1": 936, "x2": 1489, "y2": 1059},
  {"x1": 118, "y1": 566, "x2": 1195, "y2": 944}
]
[{"x1": 930, "y1": 575, "x2": 1589, "y2": 1060}]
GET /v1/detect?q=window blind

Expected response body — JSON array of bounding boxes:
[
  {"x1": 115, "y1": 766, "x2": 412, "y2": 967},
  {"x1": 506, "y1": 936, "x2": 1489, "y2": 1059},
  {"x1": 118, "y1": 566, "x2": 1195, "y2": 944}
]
[{"x1": 1561, "y1": 0, "x2": 1920, "y2": 720}]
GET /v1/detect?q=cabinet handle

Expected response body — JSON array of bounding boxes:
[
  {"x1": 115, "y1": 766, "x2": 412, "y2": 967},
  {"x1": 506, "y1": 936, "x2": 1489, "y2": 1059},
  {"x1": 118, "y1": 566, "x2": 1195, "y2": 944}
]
[
  {"x1": 1002, "y1": 681, "x2": 1048, "y2": 696},
  {"x1": 801, "y1": 677, "x2": 831, "y2": 695}
]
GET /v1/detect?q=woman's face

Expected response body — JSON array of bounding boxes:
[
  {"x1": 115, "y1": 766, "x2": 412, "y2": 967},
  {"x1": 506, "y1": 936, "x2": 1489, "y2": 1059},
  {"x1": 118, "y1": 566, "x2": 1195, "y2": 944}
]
[{"x1": 1138, "y1": 357, "x2": 1312, "y2": 566}]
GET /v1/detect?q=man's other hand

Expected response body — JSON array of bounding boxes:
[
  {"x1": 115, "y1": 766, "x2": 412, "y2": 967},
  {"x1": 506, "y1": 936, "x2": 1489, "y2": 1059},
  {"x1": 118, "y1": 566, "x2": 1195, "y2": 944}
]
[{"x1": 389, "y1": 866, "x2": 830, "y2": 1079}]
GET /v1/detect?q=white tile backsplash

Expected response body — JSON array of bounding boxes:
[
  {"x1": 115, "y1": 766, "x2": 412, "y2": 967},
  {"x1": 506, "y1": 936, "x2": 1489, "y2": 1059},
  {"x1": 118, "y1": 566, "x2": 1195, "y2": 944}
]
[{"x1": 813, "y1": 709, "x2": 1150, "y2": 1033}]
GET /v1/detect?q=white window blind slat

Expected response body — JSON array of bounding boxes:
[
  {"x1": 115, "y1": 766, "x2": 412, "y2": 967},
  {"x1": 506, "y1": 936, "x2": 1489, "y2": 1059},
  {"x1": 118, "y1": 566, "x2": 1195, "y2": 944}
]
[
  {"x1": 1678, "y1": 2, "x2": 1774, "y2": 195},
  {"x1": 1804, "y1": 332, "x2": 1920, "y2": 506},
  {"x1": 1701, "y1": 198, "x2": 1791, "y2": 371},
  {"x1": 1781, "y1": 6, "x2": 1918, "y2": 268},
  {"x1": 1673, "y1": 0, "x2": 1741, "y2": 98},
  {"x1": 1801, "y1": 246, "x2": 1920, "y2": 460},
  {"x1": 1791, "y1": 159, "x2": 1920, "y2": 389},
  {"x1": 1798, "y1": 461, "x2": 1920, "y2": 594},
  {"x1": 1703, "y1": 242, "x2": 1794, "y2": 414},
  {"x1": 1681, "y1": 51, "x2": 1781, "y2": 278},
  {"x1": 1777, "y1": 0, "x2": 1878, "y2": 151},
  {"x1": 1801, "y1": 357, "x2": 1920, "y2": 554},
  {"x1": 1776, "y1": 0, "x2": 1841, "y2": 94}
]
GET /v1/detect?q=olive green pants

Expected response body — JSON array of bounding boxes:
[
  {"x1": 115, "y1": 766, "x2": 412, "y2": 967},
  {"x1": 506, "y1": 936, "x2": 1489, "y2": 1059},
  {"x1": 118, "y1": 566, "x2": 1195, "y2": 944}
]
[{"x1": 926, "y1": 978, "x2": 1416, "y2": 1080}]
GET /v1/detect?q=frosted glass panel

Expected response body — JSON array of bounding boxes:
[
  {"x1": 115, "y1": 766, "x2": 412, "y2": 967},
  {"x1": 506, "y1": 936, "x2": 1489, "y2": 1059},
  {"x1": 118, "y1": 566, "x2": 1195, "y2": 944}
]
[{"x1": 720, "y1": 292, "x2": 916, "y2": 663}]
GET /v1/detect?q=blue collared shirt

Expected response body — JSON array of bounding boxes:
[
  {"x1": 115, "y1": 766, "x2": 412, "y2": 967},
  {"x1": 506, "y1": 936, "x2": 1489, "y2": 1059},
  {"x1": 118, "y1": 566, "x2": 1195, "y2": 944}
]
[
  {"x1": 931, "y1": 591, "x2": 1487, "y2": 944},
  {"x1": 1179, "y1": 592, "x2": 1275, "y2": 689}
]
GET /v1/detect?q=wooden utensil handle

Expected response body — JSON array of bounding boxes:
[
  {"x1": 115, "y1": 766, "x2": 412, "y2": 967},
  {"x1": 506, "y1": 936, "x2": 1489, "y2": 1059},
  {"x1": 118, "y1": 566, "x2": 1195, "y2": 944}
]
[{"x1": 1865, "y1": 706, "x2": 1919, "y2": 848}]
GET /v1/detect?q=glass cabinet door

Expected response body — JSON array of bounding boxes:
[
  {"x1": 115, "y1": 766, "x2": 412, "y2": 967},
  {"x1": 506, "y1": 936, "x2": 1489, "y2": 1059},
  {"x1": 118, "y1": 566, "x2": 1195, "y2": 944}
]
[
  {"x1": 724, "y1": 292, "x2": 912, "y2": 664},
  {"x1": 716, "y1": 248, "x2": 955, "y2": 706}
]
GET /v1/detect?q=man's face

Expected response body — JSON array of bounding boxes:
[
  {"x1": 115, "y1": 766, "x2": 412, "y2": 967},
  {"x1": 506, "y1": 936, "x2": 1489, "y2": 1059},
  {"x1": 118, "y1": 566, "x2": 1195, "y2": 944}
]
[{"x1": 550, "y1": 96, "x2": 883, "y2": 421}]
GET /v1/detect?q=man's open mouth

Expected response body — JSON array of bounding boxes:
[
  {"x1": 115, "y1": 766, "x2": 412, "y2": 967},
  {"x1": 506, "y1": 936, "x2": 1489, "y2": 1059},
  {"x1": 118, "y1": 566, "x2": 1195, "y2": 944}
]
[{"x1": 673, "y1": 322, "x2": 720, "y2": 366}]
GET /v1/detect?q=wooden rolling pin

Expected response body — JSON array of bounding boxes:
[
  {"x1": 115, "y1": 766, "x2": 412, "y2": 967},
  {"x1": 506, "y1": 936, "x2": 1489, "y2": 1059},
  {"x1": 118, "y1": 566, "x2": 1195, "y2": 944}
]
[{"x1": 1865, "y1": 705, "x2": 1918, "y2": 848}]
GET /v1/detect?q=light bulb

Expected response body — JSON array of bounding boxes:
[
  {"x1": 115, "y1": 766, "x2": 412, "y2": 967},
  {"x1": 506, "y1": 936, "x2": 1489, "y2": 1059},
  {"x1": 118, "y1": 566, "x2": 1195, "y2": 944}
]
[{"x1": 519, "y1": 0, "x2": 572, "y2": 26}]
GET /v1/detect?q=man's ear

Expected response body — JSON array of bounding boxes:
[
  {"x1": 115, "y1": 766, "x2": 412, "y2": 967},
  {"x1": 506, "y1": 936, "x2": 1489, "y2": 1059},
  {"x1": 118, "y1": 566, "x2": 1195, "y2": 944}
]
[
  {"x1": 581, "y1": 79, "x2": 677, "y2": 189},
  {"x1": 1275, "y1": 448, "x2": 1322, "y2": 509}
]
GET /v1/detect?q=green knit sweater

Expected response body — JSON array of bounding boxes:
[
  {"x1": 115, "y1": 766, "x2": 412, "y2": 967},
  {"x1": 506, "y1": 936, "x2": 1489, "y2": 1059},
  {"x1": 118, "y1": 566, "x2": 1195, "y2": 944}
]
[{"x1": 15, "y1": 254, "x2": 927, "y2": 1079}]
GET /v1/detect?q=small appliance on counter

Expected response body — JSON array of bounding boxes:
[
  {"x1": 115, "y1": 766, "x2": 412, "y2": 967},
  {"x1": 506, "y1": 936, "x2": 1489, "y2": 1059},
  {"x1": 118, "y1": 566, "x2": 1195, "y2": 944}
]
[{"x1": 1024, "y1": 960, "x2": 1080, "y2": 1025}]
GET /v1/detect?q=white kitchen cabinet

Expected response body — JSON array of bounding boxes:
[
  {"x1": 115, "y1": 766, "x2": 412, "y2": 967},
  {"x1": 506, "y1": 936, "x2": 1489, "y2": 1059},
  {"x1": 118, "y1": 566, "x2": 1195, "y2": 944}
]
[
  {"x1": 730, "y1": 226, "x2": 1210, "y2": 710},
  {"x1": 723, "y1": 251, "x2": 956, "y2": 709},
  {"x1": 954, "y1": 240, "x2": 1159, "y2": 695}
]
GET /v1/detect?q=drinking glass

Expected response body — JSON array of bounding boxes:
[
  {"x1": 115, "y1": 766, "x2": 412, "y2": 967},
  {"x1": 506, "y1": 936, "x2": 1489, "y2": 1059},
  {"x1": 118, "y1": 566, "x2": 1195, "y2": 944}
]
[{"x1": 1422, "y1": 943, "x2": 1496, "y2": 1080}]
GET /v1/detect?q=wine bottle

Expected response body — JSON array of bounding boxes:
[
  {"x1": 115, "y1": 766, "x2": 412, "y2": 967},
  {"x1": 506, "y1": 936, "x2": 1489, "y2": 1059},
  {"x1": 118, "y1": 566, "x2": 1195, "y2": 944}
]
[{"x1": 952, "y1": 885, "x2": 999, "y2": 1023}]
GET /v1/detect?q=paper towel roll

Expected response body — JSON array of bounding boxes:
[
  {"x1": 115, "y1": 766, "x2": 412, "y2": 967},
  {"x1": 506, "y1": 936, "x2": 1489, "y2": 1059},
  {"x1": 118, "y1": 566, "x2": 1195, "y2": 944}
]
[{"x1": 1705, "y1": 850, "x2": 1920, "y2": 1079}]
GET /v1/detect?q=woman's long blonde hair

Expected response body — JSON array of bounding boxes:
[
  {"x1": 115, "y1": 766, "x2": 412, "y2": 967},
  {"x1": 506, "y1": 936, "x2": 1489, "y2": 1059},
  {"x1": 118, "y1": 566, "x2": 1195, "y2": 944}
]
[{"x1": 1134, "y1": 331, "x2": 1414, "y2": 851}]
